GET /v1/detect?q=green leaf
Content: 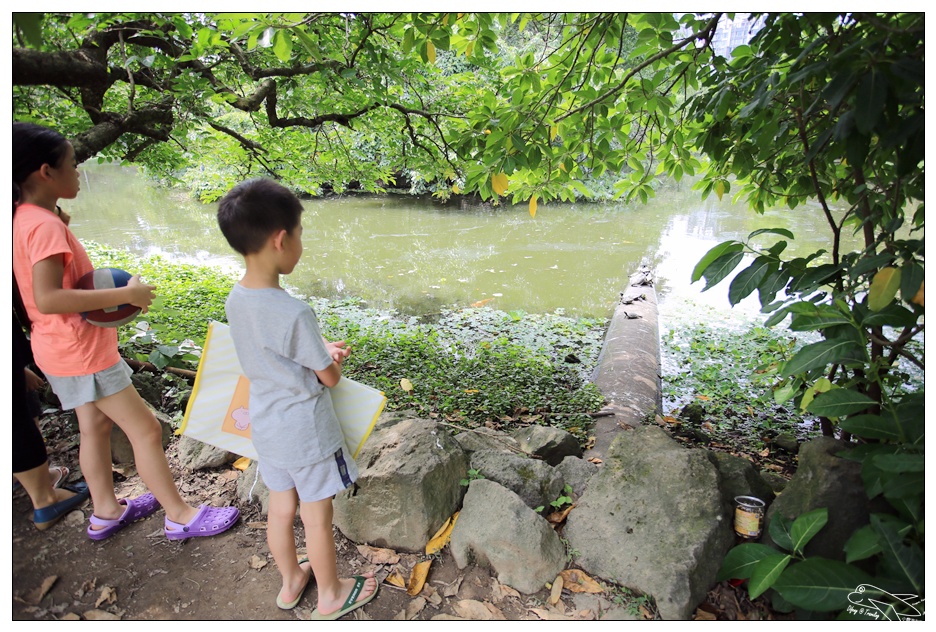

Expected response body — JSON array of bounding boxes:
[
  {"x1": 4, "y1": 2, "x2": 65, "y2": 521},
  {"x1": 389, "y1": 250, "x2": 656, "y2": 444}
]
[
  {"x1": 728, "y1": 257, "x2": 772, "y2": 305},
  {"x1": 13, "y1": 13, "x2": 45, "y2": 48},
  {"x1": 702, "y1": 250, "x2": 745, "y2": 292},
  {"x1": 780, "y1": 340, "x2": 866, "y2": 378},
  {"x1": 871, "y1": 515, "x2": 924, "y2": 594},
  {"x1": 868, "y1": 267, "x2": 902, "y2": 311},
  {"x1": 806, "y1": 388, "x2": 877, "y2": 417},
  {"x1": 691, "y1": 241, "x2": 743, "y2": 283},
  {"x1": 272, "y1": 29, "x2": 293, "y2": 63},
  {"x1": 768, "y1": 513, "x2": 794, "y2": 552},
  {"x1": 860, "y1": 303, "x2": 917, "y2": 328},
  {"x1": 748, "y1": 553, "x2": 792, "y2": 599},
  {"x1": 748, "y1": 227, "x2": 795, "y2": 240},
  {"x1": 839, "y1": 414, "x2": 902, "y2": 442},
  {"x1": 872, "y1": 453, "x2": 924, "y2": 473},
  {"x1": 716, "y1": 543, "x2": 778, "y2": 581},
  {"x1": 900, "y1": 261, "x2": 924, "y2": 304},
  {"x1": 790, "y1": 508, "x2": 828, "y2": 555},
  {"x1": 854, "y1": 68, "x2": 887, "y2": 135},
  {"x1": 843, "y1": 525, "x2": 881, "y2": 564},
  {"x1": 772, "y1": 558, "x2": 873, "y2": 612}
]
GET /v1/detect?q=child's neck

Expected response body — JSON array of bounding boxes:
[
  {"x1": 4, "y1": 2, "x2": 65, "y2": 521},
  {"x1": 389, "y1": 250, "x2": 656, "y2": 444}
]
[{"x1": 239, "y1": 256, "x2": 284, "y2": 290}]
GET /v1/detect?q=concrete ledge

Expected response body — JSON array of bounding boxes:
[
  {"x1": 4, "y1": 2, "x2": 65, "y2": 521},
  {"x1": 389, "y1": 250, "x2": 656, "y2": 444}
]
[{"x1": 586, "y1": 267, "x2": 661, "y2": 461}]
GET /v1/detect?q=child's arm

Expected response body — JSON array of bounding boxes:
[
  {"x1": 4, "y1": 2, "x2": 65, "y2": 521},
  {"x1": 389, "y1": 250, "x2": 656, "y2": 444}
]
[{"x1": 32, "y1": 255, "x2": 155, "y2": 315}]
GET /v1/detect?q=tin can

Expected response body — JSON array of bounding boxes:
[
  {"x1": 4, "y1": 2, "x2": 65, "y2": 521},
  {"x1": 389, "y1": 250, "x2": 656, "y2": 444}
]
[{"x1": 734, "y1": 496, "x2": 765, "y2": 539}]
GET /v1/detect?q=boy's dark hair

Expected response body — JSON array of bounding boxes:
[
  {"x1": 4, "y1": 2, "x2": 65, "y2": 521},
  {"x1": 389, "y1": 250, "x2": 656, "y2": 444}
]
[{"x1": 217, "y1": 178, "x2": 303, "y2": 255}]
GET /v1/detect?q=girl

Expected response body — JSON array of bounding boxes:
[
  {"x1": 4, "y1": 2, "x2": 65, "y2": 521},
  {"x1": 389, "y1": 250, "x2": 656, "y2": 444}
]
[{"x1": 12, "y1": 122, "x2": 239, "y2": 541}]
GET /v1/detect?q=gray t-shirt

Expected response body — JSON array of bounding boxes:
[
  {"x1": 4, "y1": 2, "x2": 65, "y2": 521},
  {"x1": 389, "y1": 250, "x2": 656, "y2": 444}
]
[{"x1": 224, "y1": 284, "x2": 344, "y2": 468}]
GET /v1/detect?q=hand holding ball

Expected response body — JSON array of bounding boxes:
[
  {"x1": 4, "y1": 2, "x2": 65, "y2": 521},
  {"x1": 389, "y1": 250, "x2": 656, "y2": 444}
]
[{"x1": 76, "y1": 268, "x2": 153, "y2": 327}]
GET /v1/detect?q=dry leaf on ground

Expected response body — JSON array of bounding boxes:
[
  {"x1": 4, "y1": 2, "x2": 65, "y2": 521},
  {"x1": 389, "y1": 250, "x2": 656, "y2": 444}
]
[
  {"x1": 426, "y1": 512, "x2": 459, "y2": 555},
  {"x1": 232, "y1": 457, "x2": 251, "y2": 471},
  {"x1": 453, "y1": 599, "x2": 493, "y2": 620},
  {"x1": 405, "y1": 596, "x2": 426, "y2": 620},
  {"x1": 546, "y1": 504, "x2": 575, "y2": 525},
  {"x1": 84, "y1": 609, "x2": 120, "y2": 621},
  {"x1": 442, "y1": 575, "x2": 463, "y2": 597},
  {"x1": 95, "y1": 586, "x2": 117, "y2": 608},
  {"x1": 30, "y1": 575, "x2": 58, "y2": 605},
  {"x1": 407, "y1": 560, "x2": 432, "y2": 596},
  {"x1": 559, "y1": 569, "x2": 603, "y2": 593},
  {"x1": 249, "y1": 555, "x2": 268, "y2": 570},
  {"x1": 548, "y1": 575, "x2": 564, "y2": 605},
  {"x1": 357, "y1": 544, "x2": 400, "y2": 565},
  {"x1": 384, "y1": 569, "x2": 407, "y2": 589},
  {"x1": 485, "y1": 601, "x2": 507, "y2": 620}
]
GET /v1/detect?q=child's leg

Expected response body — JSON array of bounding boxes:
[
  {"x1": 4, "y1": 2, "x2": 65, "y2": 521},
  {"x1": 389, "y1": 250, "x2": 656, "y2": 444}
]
[
  {"x1": 268, "y1": 488, "x2": 311, "y2": 605},
  {"x1": 91, "y1": 386, "x2": 198, "y2": 526},
  {"x1": 299, "y1": 496, "x2": 376, "y2": 615},
  {"x1": 74, "y1": 402, "x2": 122, "y2": 519}
]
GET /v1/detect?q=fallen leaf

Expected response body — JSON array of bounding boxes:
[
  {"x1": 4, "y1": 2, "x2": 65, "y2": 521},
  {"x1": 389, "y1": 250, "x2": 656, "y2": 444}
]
[
  {"x1": 485, "y1": 601, "x2": 507, "y2": 620},
  {"x1": 759, "y1": 447, "x2": 770, "y2": 457},
  {"x1": 357, "y1": 544, "x2": 400, "y2": 565},
  {"x1": 30, "y1": 575, "x2": 58, "y2": 605},
  {"x1": 499, "y1": 583, "x2": 521, "y2": 599},
  {"x1": 470, "y1": 298, "x2": 495, "y2": 308},
  {"x1": 426, "y1": 512, "x2": 459, "y2": 555},
  {"x1": 442, "y1": 575, "x2": 463, "y2": 597},
  {"x1": 232, "y1": 457, "x2": 251, "y2": 471},
  {"x1": 76, "y1": 578, "x2": 96, "y2": 600},
  {"x1": 546, "y1": 504, "x2": 575, "y2": 525},
  {"x1": 548, "y1": 575, "x2": 564, "y2": 605},
  {"x1": 584, "y1": 436, "x2": 596, "y2": 449},
  {"x1": 249, "y1": 555, "x2": 268, "y2": 570},
  {"x1": 422, "y1": 584, "x2": 443, "y2": 606},
  {"x1": 696, "y1": 395, "x2": 711, "y2": 401},
  {"x1": 385, "y1": 569, "x2": 407, "y2": 589},
  {"x1": 393, "y1": 609, "x2": 406, "y2": 621},
  {"x1": 529, "y1": 607, "x2": 576, "y2": 621},
  {"x1": 405, "y1": 596, "x2": 426, "y2": 620},
  {"x1": 639, "y1": 604, "x2": 653, "y2": 619},
  {"x1": 454, "y1": 599, "x2": 493, "y2": 620},
  {"x1": 84, "y1": 609, "x2": 121, "y2": 621},
  {"x1": 695, "y1": 608, "x2": 717, "y2": 621},
  {"x1": 400, "y1": 378, "x2": 414, "y2": 393},
  {"x1": 559, "y1": 569, "x2": 603, "y2": 594},
  {"x1": 661, "y1": 415, "x2": 680, "y2": 425},
  {"x1": 95, "y1": 586, "x2": 117, "y2": 608},
  {"x1": 246, "y1": 521, "x2": 267, "y2": 529},
  {"x1": 60, "y1": 613, "x2": 81, "y2": 621},
  {"x1": 407, "y1": 560, "x2": 432, "y2": 596}
]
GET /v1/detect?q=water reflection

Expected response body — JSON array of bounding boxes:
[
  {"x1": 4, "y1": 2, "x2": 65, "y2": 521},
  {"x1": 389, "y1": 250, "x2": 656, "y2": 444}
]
[{"x1": 66, "y1": 164, "x2": 861, "y2": 320}]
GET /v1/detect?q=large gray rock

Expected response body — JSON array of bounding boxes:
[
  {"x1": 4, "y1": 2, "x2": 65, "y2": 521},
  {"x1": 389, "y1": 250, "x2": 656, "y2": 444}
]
[
  {"x1": 469, "y1": 449, "x2": 564, "y2": 510},
  {"x1": 453, "y1": 427, "x2": 520, "y2": 456},
  {"x1": 176, "y1": 435, "x2": 237, "y2": 470},
  {"x1": 333, "y1": 418, "x2": 468, "y2": 552},
  {"x1": 556, "y1": 455, "x2": 598, "y2": 498},
  {"x1": 511, "y1": 425, "x2": 581, "y2": 466},
  {"x1": 450, "y1": 479, "x2": 567, "y2": 594},
  {"x1": 764, "y1": 437, "x2": 884, "y2": 560},
  {"x1": 710, "y1": 451, "x2": 775, "y2": 514},
  {"x1": 564, "y1": 426, "x2": 734, "y2": 621}
]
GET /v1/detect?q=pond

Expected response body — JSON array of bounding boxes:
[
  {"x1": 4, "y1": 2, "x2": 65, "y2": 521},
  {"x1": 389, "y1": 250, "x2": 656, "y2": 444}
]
[{"x1": 66, "y1": 163, "x2": 860, "y2": 328}]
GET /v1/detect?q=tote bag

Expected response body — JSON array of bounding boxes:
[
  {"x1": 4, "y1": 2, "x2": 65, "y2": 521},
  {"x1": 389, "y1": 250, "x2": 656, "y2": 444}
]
[{"x1": 178, "y1": 321, "x2": 385, "y2": 460}]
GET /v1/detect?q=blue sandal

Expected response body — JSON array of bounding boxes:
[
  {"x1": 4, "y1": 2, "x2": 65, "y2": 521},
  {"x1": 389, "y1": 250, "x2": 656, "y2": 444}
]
[{"x1": 33, "y1": 482, "x2": 90, "y2": 531}]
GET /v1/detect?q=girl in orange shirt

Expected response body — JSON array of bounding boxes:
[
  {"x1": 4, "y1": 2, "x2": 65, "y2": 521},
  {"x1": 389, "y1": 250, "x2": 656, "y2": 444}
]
[{"x1": 12, "y1": 122, "x2": 239, "y2": 541}]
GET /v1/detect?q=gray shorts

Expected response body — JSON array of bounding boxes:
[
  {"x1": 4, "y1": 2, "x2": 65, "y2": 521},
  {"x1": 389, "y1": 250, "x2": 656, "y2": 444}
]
[
  {"x1": 259, "y1": 447, "x2": 359, "y2": 503},
  {"x1": 45, "y1": 360, "x2": 133, "y2": 410}
]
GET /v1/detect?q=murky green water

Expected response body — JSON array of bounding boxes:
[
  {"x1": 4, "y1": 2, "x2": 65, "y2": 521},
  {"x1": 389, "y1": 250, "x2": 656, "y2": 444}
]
[{"x1": 66, "y1": 164, "x2": 861, "y2": 320}]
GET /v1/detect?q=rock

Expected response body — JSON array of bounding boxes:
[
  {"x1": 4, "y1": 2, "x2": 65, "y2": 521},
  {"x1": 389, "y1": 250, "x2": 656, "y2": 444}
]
[
  {"x1": 450, "y1": 479, "x2": 567, "y2": 594},
  {"x1": 453, "y1": 427, "x2": 520, "y2": 456},
  {"x1": 772, "y1": 433, "x2": 799, "y2": 453},
  {"x1": 110, "y1": 406, "x2": 172, "y2": 464},
  {"x1": 236, "y1": 460, "x2": 270, "y2": 515},
  {"x1": 175, "y1": 435, "x2": 237, "y2": 470},
  {"x1": 680, "y1": 402, "x2": 705, "y2": 424},
  {"x1": 511, "y1": 425, "x2": 581, "y2": 466},
  {"x1": 555, "y1": 455, "x2": 598, "y2": 497},
  {"x1": 131, "y1": 372, "x2": 165, "y2": 409},
  {"x1": 564, "y1": 426, "x2": 734, "y2": 621},
  {"x1": 759, "y1": 470, "x2": 789, "y2": 495},
  {"x1": 333, "y1": 418, "x2": 468, "y2": 552},
  {"x1": 710, "y1": 452, "x2": 776, "y2": 514},
  {"x1": 764, "y1": 436, "x2": 885, "y2": 560},
  {"x1": 469, "y1": 450, "x2": 564, "y2": 510}
]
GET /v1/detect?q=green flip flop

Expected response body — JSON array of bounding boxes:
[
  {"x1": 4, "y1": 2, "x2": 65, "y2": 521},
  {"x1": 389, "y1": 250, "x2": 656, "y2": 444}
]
[
  {"x1": 310, "y1": 575, "x2": 378, "y2": 621},
  {"x1": 276, "y1": 558, "x2": 312, "y2": 610}
]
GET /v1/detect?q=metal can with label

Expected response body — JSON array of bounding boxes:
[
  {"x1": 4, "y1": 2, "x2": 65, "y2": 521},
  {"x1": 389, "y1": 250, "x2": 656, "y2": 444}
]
[{"x1": 734, "y1": 495, "x2": 765, "y2": 539}]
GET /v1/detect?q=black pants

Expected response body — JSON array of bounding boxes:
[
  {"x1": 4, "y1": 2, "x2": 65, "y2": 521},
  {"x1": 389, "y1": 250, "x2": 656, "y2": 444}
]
[{"x1": 13, "y1": 320, "x2": 48, "y2": 473}]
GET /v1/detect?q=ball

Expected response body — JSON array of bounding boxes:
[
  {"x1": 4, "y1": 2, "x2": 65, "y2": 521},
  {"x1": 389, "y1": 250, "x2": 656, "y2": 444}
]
[{"x1": 76, "y1": 268, "x2": 142, "y2": 328}]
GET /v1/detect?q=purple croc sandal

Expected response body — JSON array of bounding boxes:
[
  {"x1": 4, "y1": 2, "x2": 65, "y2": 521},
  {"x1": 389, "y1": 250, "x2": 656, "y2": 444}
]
[
  {"x1": 87, "y1": 493, "x2": 161, "y2": 541},
  {"x1": 164, "y1": 505, "x2": 240, "y2": 541}
]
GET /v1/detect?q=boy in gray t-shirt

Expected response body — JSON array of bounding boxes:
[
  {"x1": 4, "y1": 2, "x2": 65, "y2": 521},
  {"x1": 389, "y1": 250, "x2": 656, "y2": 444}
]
[{"x1": 218, "y1": 178, "x2": 377, "y2": 619}]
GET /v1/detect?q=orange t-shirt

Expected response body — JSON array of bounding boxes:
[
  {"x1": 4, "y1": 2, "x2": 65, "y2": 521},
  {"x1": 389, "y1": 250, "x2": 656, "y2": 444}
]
[{"x1": 12, "y1": 203, "x2": 120, "y2": 376}]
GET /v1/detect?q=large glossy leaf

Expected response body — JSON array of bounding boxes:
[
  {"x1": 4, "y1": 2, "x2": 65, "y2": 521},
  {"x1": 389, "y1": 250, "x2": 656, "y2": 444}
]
[
  {"x1": 844, "y1": 525, "x2": 881, "y2": 564},
  {"x1": 728, "y1": 256, "x2": 772, "y2": 305},
  {"x1": 772, "y1": 558, "x2": 873, "y2": 612},
  {"x1": 806, "y1": 388, "x2": 877, "y2": 417},
  {"x1": 702, "y1": 250, "x2": 745, "y2": 292},
  {"x1": 748, "y1": 227, "x2": 795, "y2": 240},
  {"x1": 691, "y1": 241, "x2": 743, "y2": 283},
  {"x1": 749, "y1": 553, "x2": 792, "y2": 599},
  {"x1": 860, "y1": 303, "x2": 917, "y2": 328},
  {"x1": 716, "y1": 543, "x2": 778, "y2": 581},
  {"x1": 839, "y1": 414, "x2": 901, "y2": 442},
  {"x1": 790, "y1": 309, "x2": 853, "y2": 331},
  {"x1": 790, "y1": 508, "x2": 828, "y2": 555},
  {"x1": 854, "y1": 67, "x2": 887, "y2": 135},
  {"x1": 872, "y1": 453, "x2": 924, "y2": 473},
  {"x1": 900, "y1": 261, "x2": 924, "y2": 304},
  {"x1": 871, "y1": 515, "x2": 924, "y2": 594},
  {"x1": 868, "y1": 267, "x2": 902, "y2": 311},
  {"x1": 768, "y1": 513, "x2": 794, "y2": 552},
  {"x1": 780, "y1": 340, "x2": 866, "y2": 378}
]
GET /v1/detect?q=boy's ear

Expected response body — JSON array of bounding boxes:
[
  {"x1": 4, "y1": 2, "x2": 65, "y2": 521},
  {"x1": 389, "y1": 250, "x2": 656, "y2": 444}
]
[{"x1": 271, "y1": 229, "x2": 288, "y2": 251}]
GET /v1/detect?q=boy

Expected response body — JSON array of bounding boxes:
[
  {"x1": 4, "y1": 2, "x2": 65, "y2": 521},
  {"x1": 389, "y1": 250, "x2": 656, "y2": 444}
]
[{"x1": 217, "y1": 178, "x2": 377, "y2": 619}]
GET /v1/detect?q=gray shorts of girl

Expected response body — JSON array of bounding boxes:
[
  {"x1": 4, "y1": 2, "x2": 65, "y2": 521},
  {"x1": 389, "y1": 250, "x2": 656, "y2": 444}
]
[
  {"x1": 259, "y1": 447, "x2": 359, "y2": 503},
  {"x1": 45, "y1": 359, "x2": 133, "y2": 410}
]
